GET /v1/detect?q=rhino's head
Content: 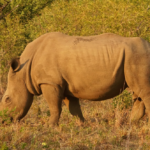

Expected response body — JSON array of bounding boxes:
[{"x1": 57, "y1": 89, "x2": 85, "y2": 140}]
[{"x1": 0, "y1": 58, "x2": 33, "y2": 123}]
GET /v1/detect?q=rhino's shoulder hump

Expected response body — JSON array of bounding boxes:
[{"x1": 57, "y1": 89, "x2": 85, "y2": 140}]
[{"x1": 27, "y1": 32, "x2": 65, "y2": 47}]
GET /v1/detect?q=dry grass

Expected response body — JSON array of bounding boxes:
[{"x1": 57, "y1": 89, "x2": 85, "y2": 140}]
[{"x1": 1, "y1": 91, "x2": 150, "y2": 150}]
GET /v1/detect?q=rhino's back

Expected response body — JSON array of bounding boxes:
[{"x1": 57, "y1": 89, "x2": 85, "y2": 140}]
[
  {"x1": 27, "y1": 32, "x2": 150, "y2": 100},
  {"x1": 30, "y1": 33, "x2": 126, "y2": 100},
  {"x1": 55, "y1": 34, "x2": 126, "y2": 99}
]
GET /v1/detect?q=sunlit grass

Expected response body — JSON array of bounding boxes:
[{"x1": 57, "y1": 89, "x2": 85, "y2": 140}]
[{"x1": 0, "y1": 91, "x2": 150, "y2": 149}]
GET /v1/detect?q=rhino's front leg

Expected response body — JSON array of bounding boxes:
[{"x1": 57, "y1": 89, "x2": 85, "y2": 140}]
[
  {"x1": 41, "y1": 84, "x2": 63, "y2": 126},
  {"x1": 63, "y1": 96, "x2": 84, "y2": 124}
]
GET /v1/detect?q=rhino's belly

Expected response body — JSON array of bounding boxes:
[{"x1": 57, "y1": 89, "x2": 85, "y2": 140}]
[{"x1": 65, "y1": 76, "x2": 126, "y2": 100}]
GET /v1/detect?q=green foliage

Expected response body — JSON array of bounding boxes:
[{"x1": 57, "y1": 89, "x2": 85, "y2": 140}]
[
  {"x1": 0, "y1": 142, "x2": 8, "y2": 150},
  {"x1": 0, "y1": 0, "x2": 53, "y2": 21},
  {"x1": 0, "y1": 0, "x2": 54, "y2": 87},
  {"x1": 10, "y1": 0, "x2": 53, "y2": 23},
  {"x1": 112, "y1": 90, "x2": 132, "y2": 110},
  {"x1": 0, "y1": 0, "x2": 150, "y2": 89},
  {"x1": 21, "y1": 142, "x2": 27, "y2": 149},
  {"x1": 0, "y1": 107, "x2": 16, "y2": 124},
  {"x1": 20, "y1": 127, "x2": 25, "y2": 133},
  {"x1": 30, "y1": 0, "x2": 150, "y2": 38},
  {"x1": 46, "y1": 110, "x2": 50, "y2": 116}
]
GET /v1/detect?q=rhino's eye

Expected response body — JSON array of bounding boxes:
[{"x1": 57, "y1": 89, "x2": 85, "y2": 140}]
[{"x1": 5, "y1": 96, "x2": 11, "y2": 103}]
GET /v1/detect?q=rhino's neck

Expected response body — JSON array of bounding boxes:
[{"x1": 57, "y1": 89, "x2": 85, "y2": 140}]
[
  {"x1": 20, "y1": 39, "x2": 43, "y2": 95},
  {"x1": 24, "y1": 57, "x2": 41, "y2": 95}
]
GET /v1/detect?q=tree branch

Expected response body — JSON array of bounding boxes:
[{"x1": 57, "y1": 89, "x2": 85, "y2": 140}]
[
  {"x1": 0, "y1": 4, "x2": 19, "y2": 20},
  {"x1": 0, "y1": 0, "x2": 13, "y2": 13}
]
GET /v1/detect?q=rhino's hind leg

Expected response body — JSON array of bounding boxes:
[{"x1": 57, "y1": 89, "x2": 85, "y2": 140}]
[
  {"x1": 130, "y1": 96, "x2": 145, "y2": 122},
  {"x1": 140, "y1": 92, "x2": 150, "y2": 124},
  {"x1": 41, "y1": 84, "x2": 63, "y2": 126},
  {"x1": 63, "y1": 96, "x2": 84, "y2": 124}
]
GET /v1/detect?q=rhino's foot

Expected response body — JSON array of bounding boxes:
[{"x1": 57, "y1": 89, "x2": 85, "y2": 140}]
[
  {"x1": 48, "y1": 114, "x2": 60, "y2": 128},
  {"x1": 48, "y1": 122, "x2": 59, "y2": 128},
  {"x1": 74, "y1": 117, "x2": 85, "y2": 126},
  {"x1": 79, "y1": 117, "x2": 85, "y2": 125}
]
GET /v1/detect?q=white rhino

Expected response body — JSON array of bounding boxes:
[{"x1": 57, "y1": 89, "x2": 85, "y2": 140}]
[{"x1": 0, "y1": 32, "x2": 148, "y2": 126}]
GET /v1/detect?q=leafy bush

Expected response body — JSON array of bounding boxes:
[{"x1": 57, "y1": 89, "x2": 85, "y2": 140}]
[
  {"x1": 0, "y1": 107, "x2": 16, "y2": 125},
  {"x1": 112, "y1": 90, "x2": 132, "y2": 110},
  {"x1": 0, "y1": 142, "x2": 8, "y2": 150},
  {"x1": 0, "y1": 0, "x2": 53, "y2": 87}
]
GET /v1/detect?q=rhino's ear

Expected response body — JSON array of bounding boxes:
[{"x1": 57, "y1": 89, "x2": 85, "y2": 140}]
[{"x1": 11, "y1": 58, "x2": 20, "y2": 72}]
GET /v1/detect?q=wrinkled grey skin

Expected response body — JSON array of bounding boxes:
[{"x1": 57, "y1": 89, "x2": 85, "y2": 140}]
[{"x1": 0, "y1": 32, "x2": 150, "y2": 126}]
